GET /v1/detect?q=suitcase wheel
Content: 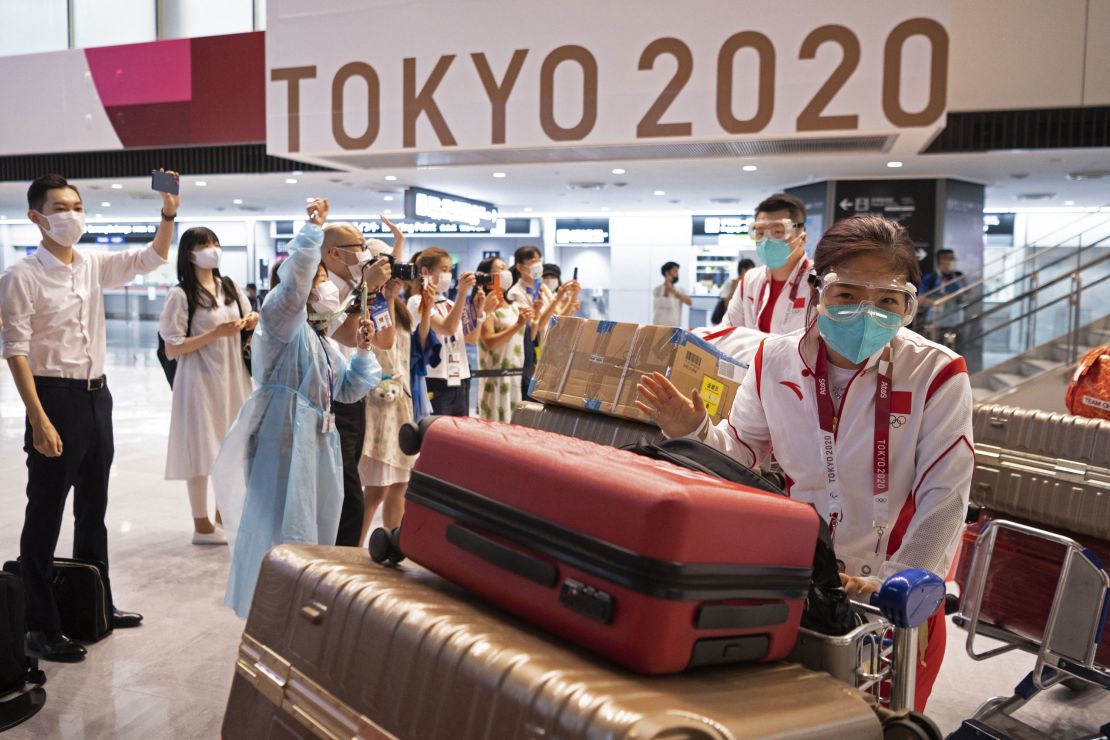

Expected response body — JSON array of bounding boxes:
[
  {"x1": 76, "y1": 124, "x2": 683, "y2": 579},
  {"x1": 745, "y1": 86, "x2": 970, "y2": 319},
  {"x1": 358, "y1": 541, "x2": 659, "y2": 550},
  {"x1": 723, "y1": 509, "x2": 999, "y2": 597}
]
[
  {"x1": 881, "y1": 713, "x2": 942, "y2": 740},
  {"x1": 398, "y1": 416, "x2": 439, "y2": 455},
  {"x1": 369, "y1": 527, "x2": 405, "y2": 565}
]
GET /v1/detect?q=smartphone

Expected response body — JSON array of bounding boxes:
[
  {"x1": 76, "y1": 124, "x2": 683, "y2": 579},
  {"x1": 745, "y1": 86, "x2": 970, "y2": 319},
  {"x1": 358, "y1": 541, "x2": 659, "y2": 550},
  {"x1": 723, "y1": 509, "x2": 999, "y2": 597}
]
[
  {"x1": 151, "y1": 170, "x2": 179, "y2": 195},
  {"x1": 360, "y1": 284, "x2": 370, "y2": 322},
  {"x1": 491, "y1": 273, "x2": 500, "y2": 293},
  {"x1": 573, "y1": 267, "x2": 579, "y2": 281}
]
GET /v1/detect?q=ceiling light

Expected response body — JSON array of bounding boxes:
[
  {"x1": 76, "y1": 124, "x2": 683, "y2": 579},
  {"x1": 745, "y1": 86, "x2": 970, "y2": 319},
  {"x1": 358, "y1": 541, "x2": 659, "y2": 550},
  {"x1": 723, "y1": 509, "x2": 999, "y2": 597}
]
[
  {"x1": 305, "y1": 197, "x2": 315, "y2": 203},
  {"x1": 524, "y1": 207, "x2": 533, "y2": 212},
  {"x1": 285, "y1": 178, "x2": 298, "y2": 184},
  {"x1": 611, "y1": 168, "x2": 626, "y2": 175},
  {"x1": 653, "y1": 190, "x2": 665, "y2": 196},
  {"x1": 383, "y1": 195, "x2": 394, "y2": 201},
  {"x1": 384, "y1": 175, "x2": 397, "y2": 181},
  {"x1": 887, "y1": 161, "x2": 903, "y2": 168},
  {"x1": 233, "y1": 199, "x2": 243, "y2": 205},
  {"x1": 493, "y1": 172, "x2": 506, "y2": 178},
  {"x1": 100, "y1": 202, "x2": 111, "y2": 207},
  {"x1": 111, "y1": 183, "x2": 123, "y2": 189},
  {"x1": 742, "y1": 165, "x2": 758, "y2": 172},
  {"x1": 1064, "y1": 200, "x2": 1076, "y2": 205},
  {"x1": 291, "y1": 170, "x2": 303, "y2": 176},
  {"x1": 196, "y1": 181, "x2": 207, "y2": 187}
]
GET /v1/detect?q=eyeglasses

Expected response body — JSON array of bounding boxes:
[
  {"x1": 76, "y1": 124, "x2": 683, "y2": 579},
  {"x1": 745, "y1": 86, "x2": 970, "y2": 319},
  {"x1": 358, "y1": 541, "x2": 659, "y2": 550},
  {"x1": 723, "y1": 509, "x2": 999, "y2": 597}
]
[
  {"x1": 333, "y1": 242, "x2": 367, "y2": 251},
  {"x1": 750, "y1": 218, "x2": 804, "y2": 242},
  {"x1": 816, "y1": 271, "x2": 918, "y2": 328}
]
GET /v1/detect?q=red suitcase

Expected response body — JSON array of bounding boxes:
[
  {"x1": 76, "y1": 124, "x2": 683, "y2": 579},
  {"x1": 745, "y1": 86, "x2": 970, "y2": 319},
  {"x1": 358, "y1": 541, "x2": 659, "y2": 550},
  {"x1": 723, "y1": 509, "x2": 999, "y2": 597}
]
[
  {"x1": 388, "y1": 416, "x2": 819, "y2": 675},
  {"x1": 954, "y1": 509, "x2": 1110, "y2": 667}
]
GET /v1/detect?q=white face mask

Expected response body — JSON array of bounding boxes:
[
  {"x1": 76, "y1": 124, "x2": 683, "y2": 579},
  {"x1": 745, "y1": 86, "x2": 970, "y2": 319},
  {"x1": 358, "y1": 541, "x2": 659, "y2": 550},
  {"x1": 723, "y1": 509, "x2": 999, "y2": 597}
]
[
  {"x1": 529, "y1": 262, "x2": 543, "y2": 281},
  {"x1": 498, "y1": 269, "x2": 514, "y2": 289},
  {"x1": 543, "y1": 277, "x2": 559, "y2": 292},
  {"x1": 191, "y1": 246, "x2": 222, "y2": 269},
  {"x1": 42, "y1": 210, "x2": 86, "y2": 247},
  {"x1": 309, "y1": 280, "x2": 342, "y2": 314},
  {"x1": 347, "y1": 250, "x2": 373, "y2": 283},
  {"x1": 434, "y1": 272, "x2": 453, "y2": 294}
]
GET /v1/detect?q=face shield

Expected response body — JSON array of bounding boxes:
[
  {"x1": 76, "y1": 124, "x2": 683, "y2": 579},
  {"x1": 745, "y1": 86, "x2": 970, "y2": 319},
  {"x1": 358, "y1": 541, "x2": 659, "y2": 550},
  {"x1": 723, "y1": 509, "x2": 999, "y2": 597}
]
[{"x1": 815, "y1": 271, "x2": 918, "y2": 329}]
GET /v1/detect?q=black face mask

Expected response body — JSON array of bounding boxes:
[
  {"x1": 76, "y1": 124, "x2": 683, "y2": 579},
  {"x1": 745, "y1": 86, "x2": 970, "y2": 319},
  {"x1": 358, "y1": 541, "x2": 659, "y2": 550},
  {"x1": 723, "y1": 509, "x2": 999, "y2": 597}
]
[{"x1": 670, "y1": 275, "x2": 679, "y2": 284}]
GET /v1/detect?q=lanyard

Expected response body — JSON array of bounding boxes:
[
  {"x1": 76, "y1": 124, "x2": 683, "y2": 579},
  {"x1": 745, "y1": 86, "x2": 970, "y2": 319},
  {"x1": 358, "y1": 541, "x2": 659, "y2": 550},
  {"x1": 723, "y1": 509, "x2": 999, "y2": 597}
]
[
  {"x1": 813, "y1": 341, "x2": 892, "y2": 541},
  {"x1": 314, "y1": 330, "x2": 334, "y2": 411},
  {"x1": 756, "y1": 258, "x2": 809, "y2": 328}
]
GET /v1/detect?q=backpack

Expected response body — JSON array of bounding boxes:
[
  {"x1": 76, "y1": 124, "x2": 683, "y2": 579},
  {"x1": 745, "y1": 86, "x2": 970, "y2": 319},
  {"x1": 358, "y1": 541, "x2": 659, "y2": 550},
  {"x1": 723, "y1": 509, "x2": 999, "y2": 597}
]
[
  {"x1": 156, "y1": 283, "x2": 196, "y2": 389},
  {"x1": 0, "y1": 572, "x2": 46, "y2": 731},
  {"x1": 626, "y1": 438, "x2": 856, "y2": 635}
]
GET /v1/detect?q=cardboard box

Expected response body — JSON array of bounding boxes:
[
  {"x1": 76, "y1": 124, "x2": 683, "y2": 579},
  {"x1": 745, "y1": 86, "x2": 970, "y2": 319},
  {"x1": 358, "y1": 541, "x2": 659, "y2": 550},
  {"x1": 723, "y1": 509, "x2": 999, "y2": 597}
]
[{"x1": 530, "y1": 317, "x2": 746, "y2": 425}]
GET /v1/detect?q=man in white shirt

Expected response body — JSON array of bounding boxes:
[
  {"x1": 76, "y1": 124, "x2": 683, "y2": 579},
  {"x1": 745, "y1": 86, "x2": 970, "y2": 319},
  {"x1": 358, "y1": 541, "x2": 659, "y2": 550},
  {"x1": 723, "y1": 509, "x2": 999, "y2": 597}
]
[
  {"x1": 652, "y1": 261, "x2": 691, "y2": 326},
  {"x1": 0, "y1": 173, "x2": 178, "y2": 661}
]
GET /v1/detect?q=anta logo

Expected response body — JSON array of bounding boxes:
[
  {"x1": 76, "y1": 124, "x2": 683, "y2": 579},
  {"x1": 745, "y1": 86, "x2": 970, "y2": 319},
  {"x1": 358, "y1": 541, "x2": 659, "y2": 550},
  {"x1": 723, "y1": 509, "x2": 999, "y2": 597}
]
[{"x1": 779, "y1": 381, "x2": 804, "y2": 400}]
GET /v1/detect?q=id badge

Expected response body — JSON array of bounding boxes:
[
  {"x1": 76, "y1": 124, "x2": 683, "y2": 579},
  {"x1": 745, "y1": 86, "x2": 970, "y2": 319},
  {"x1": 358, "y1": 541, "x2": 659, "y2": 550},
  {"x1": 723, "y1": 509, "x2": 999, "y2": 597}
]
[
  {"x1": 321, "y1": 411, "x2": 336, "y2": 434},
  {"x1": 370, "y1": 294, "x2": 393, "y2": 331},
  {"x1": 446, "y1": 342, "x2": 463, "y2": 387}
]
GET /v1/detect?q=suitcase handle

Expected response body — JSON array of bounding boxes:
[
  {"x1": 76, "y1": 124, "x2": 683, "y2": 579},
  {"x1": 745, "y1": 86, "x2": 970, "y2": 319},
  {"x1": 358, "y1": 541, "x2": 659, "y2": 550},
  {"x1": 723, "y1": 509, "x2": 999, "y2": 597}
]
[{"x1": 446, "y1": 523, "x2": 558, "y2": 588}]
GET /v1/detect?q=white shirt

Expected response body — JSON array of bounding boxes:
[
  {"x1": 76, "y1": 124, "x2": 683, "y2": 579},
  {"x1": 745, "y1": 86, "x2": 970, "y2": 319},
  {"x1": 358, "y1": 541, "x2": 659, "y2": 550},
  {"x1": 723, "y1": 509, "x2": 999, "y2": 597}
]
[
  {"x1": 694, "y1": 325, "x2": 974, "y2": 584},
  {"x1": 723, "y1": 258, "x2": 811, "y2": 335},
  {"x1": 406, "y1": 293, "x2": 470, "y2": 381},
  {"x1": 652, "y1": 282, "x2": 682, "y2": 326},
  {"x1": 0, "y1": 243, "x2": 167, "y2": 380}
]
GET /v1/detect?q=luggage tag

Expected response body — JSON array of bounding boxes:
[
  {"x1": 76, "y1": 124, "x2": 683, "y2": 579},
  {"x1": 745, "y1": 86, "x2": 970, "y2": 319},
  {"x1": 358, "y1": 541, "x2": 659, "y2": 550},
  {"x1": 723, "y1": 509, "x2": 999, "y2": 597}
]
[
  {"x1": 370, "y1": 292, "x2": 393, "y2": 331},
  {"x1": 446, "y1": 338, "x2": 463, "y2": 387}
]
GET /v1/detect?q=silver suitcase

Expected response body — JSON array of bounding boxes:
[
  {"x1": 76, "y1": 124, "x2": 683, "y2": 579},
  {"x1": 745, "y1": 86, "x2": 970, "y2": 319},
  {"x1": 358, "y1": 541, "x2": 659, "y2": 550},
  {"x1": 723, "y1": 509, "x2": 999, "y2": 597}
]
[{"x1": 971, "y1": 404, "x2": 1110, "y2": 540}]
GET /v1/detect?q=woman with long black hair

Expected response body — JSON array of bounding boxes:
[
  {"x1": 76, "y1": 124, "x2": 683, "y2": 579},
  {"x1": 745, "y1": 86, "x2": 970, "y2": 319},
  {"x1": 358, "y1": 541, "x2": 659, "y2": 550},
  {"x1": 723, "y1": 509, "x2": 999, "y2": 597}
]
[{"x1": 159, "y1": 226, "x2": 257, "y2": 544}]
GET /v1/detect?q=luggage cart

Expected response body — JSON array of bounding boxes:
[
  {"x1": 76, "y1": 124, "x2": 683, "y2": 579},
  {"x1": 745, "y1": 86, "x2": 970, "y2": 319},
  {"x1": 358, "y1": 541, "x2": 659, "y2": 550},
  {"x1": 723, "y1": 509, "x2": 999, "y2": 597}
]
[
  {"x1": 951, "y1": 519, "x2": 1110, "y2": 740},
  {"x1": 790, "y1": 569, "x2": 946, "y2": 713}
]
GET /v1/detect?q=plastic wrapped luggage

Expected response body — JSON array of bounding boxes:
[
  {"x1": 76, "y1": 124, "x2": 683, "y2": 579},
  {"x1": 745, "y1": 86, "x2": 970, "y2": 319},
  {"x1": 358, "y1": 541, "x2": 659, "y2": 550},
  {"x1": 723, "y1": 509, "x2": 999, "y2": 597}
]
[
  {"x1": 970, "y1": 403, "x2": 1110, "y2": 540},
  {"x1": 222, "y1": 544, "x2": 887, "y2": 740},
  {"x1": 954, "y1": 509, "x2": 1110, "y2": 667},
  {"x1": 510, "y1": 400, "x2": 665, "y2": 448},
  {"x1": 1066, "y1": 344, "x2": 1110, "y2": 420},
  {"x1": 387, "y1": 416, "x2": 818, "y2": 675}
]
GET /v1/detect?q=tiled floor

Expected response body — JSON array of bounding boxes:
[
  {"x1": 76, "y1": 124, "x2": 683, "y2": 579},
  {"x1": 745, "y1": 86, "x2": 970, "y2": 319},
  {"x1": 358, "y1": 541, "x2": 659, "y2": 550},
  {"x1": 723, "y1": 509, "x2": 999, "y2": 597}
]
[{"x1": 0, "y1": 321, "x2": 1105, "y2": 738}]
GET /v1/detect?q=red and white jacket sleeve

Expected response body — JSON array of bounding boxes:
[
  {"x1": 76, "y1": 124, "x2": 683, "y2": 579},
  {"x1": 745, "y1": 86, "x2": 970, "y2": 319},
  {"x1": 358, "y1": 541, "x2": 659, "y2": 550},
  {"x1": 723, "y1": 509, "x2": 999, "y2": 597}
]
[
  {"x1": 879, "y1": 361, "x2": 974, "y2": 581},
  {"x1": 698, "y1": 340, "x2": 772, "y2": 468},
  {"x1": 722, "y1": 270, "x2": 754, "y2": 330}
]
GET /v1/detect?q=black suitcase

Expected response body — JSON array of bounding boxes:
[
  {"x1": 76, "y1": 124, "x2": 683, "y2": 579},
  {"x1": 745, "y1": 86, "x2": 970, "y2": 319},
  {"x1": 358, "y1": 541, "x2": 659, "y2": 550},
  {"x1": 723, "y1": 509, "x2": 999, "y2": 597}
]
[{"x1": 3, "y1": 558, "x2": 113, "y2": 643}]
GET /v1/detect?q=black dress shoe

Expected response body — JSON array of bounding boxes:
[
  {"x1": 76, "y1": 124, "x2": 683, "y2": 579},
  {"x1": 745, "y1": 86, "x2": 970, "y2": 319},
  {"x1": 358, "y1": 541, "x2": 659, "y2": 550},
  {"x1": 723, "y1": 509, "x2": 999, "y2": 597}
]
[
  {"x1": 111, "y1": 607, "x2": 143, "y2": 629},
  {"x1": 26, "y1": 631, "x2": 86, "y2": 662}
]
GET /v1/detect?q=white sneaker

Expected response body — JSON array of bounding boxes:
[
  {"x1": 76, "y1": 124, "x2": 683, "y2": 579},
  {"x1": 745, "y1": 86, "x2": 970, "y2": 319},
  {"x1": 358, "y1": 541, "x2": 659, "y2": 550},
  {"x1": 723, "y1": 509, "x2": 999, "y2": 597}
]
[{"x1": 192, "y1": 529, "x2": 228, "y2": 546}]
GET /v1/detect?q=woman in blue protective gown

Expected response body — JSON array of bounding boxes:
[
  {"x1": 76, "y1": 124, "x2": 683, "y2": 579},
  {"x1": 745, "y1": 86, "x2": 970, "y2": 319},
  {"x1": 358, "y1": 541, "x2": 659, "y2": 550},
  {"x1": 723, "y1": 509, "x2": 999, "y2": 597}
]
[{"x1": 212, "y1": 198, "x2": 382, "y2": 618}]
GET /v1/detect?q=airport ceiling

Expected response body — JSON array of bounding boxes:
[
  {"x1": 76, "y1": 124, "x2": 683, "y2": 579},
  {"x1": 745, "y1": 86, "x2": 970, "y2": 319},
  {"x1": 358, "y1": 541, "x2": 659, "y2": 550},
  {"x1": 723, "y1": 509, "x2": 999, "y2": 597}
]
[{"x1": 0, "y1": 145, "x2": 1107, "y2": 221}]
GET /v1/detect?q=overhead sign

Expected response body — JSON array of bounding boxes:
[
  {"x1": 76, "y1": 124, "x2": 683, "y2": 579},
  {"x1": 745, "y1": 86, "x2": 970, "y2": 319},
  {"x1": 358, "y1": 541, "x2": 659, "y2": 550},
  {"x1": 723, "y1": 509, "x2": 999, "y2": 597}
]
[
  {"x1": 80, "y1": 222, "x2": 161, "y2": 245},
  {"x1": 692, "y1": 215, "x2": 752, "y2": 237},
  {"x1": 833, "y1": 179, "x2": 938, "y2": 270},
  {"x1": 404, "y1": 187, "x2": 498, "y2": 233},
  {"x1": 266, "y1": 0, "x2": 950, "y2": 162},
  {"x1": 555, "y1": 218, "x2": 610, "y2": 245}
]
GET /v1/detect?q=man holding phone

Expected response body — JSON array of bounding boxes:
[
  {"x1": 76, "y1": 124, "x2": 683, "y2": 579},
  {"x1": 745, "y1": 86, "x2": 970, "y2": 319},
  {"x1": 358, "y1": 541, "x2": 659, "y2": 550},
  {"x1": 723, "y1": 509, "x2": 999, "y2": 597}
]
[{"x1": 0, "y1": 170, "x2": 180, "y2": 661}]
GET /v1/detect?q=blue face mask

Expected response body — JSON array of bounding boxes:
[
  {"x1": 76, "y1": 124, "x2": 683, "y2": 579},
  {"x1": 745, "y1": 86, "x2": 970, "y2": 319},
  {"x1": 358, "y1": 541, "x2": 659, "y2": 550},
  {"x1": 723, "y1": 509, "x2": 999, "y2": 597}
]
[
  {"x1": 817, "y1": 305, "x2": 901, "y2": 364},
  {"x1": 756, "y1": 237, "x2": 793, "y2": 269}
]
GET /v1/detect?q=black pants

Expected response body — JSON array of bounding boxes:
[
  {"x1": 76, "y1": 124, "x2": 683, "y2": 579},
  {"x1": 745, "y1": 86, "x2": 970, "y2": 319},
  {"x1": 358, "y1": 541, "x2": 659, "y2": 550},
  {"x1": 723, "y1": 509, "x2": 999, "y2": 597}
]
[
  {"x1": 426, "y1": 377, "x2": 471, "y2": 416},
  {"x1": 333, "y1": 399, "x2": 366, "y2": 547},
  {"x1": 21, "y1": 378, "x2": 115, "y2": 633}
]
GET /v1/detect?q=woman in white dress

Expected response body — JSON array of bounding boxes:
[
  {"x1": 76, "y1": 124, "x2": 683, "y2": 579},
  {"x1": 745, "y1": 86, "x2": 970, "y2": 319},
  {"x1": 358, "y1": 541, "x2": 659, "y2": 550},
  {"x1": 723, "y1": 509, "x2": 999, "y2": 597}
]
[{"x1": 159, "y1": 227, "x2": 257, "y2": 544}]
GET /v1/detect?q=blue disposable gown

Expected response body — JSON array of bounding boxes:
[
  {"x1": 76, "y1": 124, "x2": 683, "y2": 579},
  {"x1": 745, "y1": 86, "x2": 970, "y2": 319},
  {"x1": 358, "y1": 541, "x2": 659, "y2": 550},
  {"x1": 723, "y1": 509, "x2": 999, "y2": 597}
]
[{"x1": 212, "y1": 223, "x2": 381, "y2": 618}]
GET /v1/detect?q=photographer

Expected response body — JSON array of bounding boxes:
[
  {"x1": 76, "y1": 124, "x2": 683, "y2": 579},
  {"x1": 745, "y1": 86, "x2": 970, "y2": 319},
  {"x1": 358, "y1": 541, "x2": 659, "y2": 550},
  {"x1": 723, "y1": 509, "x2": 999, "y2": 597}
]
[
  {"x1": 0, "y1": 172, "x2": 178, "y2": 660},
  {"x1": 315, "y1": 216, "x2": 394, "y2": 547},
  {"x1": 475, "y1": 256, "x2": 532, "y2": 421}
]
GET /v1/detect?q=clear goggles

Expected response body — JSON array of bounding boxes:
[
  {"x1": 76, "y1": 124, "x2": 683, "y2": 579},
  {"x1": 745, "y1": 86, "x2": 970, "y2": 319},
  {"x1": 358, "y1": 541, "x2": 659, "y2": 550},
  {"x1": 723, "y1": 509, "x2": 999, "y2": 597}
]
[
  {"x1": 750, "y1": 218, "x2": 803, "y2": 242},
  {"x1": 815, "y1": 271, "x2": 918, "y2": 328}
]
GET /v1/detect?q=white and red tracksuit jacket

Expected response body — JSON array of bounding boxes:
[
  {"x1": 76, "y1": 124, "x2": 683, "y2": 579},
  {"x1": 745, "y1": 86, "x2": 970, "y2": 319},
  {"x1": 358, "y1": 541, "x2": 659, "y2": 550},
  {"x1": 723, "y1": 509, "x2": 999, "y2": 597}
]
[
  {"x1": 723, "y1": 258, "x2": 812, "y2": 335},
  {"x1": 696, "y1": 324, "x2": 973, "y2": 583}
]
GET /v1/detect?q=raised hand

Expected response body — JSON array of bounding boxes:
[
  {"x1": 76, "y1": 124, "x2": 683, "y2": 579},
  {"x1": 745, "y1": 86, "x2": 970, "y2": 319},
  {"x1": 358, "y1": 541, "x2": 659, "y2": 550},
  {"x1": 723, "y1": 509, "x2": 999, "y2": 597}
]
[
  {"x1": 383, "y1": 277, "x2": 403, "y2": 301},
  {"x1": 457, "y1": 272, "x2": 477, "y2": 292},
  {"x1": 362, "y1": 257, "x2": 391, "y2": 291},
  {"x1": 356, "y1": 318, "x2": 376, "y2": 350},
  {"x1": 419, "y1": 282, "x2": 436, "y2": 317},
  {"x1": 481, "y1": 287, "x2": 502, "y2": 314},
  {"x1": 381, "y1": 214, "x2": 403, "y2": 241},
  {"x1": 307, "y1": 198, "x2": 329, "y2": 226},
  {"x1": 635, "y1": 371, "x2": 706, "y2": 438}
]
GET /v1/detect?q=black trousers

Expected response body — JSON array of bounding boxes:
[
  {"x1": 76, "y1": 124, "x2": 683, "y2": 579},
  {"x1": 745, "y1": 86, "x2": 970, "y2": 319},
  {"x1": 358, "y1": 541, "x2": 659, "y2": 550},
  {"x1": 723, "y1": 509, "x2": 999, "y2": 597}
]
[
  {"x1": 333, "y1": 399, "x2": 366, "y2": 547},
  {"x1": 21, "y1": 378, "x2": 115, "y2": 633},
  {"x1": 426, "y1": 377, "x2": 471, "y2": 416}
]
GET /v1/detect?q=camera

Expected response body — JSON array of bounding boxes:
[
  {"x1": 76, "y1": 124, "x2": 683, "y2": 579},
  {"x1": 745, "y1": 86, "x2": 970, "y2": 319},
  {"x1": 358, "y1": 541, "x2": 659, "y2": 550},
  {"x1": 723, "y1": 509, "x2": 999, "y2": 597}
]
[
  {"x1": 374, "y1": 253, "x2": 416, "y2": 282},
  {"x1": 474, "y1": 271, "x2": 495, "y2": 288}
]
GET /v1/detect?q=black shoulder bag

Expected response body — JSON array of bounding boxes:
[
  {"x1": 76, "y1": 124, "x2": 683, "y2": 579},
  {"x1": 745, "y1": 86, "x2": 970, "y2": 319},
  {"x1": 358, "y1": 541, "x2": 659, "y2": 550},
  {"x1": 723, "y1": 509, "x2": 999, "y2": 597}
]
[{"x1": 156, "y1": 284, "x2": 195, "y2": 389}]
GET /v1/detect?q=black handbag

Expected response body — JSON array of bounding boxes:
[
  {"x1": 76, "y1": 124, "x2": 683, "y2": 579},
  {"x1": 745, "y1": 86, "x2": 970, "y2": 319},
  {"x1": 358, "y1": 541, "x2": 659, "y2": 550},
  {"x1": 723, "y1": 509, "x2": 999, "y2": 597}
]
[
  {"x1": 0, "y1": 571, "x2": 46, "y2": 731},
  {"x1": 3, "y1": 558, "x2": 113, "y2": 643},
  {"x1": 233, "y1": 286, "x2": 254, "y2": 377},
  {"x1": 625, "y1": 437, "x2": 857, "y2": 636}
]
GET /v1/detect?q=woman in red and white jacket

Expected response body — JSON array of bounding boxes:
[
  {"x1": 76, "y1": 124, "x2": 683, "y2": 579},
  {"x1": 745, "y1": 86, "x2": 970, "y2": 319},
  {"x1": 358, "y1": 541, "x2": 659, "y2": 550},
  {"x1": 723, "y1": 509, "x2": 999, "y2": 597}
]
[{"x1": 638, "y1": 214, "x2": 973, "y2": 711}]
